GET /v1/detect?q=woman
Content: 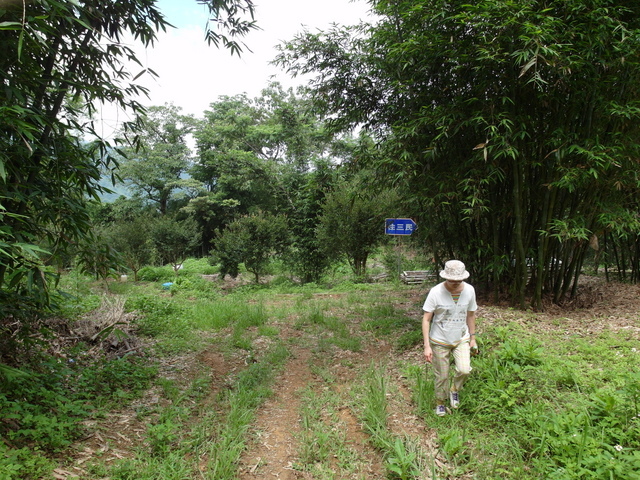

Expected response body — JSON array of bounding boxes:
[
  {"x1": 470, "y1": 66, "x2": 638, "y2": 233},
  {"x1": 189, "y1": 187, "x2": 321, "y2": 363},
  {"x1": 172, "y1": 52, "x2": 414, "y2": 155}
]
[{"x1": 422, "y1": 260, "x2": 478, "y2": 416}]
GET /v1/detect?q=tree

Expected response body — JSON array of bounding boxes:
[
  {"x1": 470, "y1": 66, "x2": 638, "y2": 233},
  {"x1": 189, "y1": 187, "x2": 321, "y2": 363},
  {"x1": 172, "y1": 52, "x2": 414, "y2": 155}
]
[
  {"x1": 0, "y1": 0, "x2": 256, "y2": 315},
  {"x1": 277, "y1": 0, "x2": 640, "y2": 308},
  {"x1": 189, "y1": 93, "x2": 279, "y2": 242},
  {"x1": 317, "y1": 173, "x2": 396, "y2": 278},
  {"x1": 212, "y1": 211, "x2": 289, "y2": 283},
  {"x1": 284, "y1": 159, "x2": 337, "y2": 283},
  {"x1": 151, "y1": 215, "x2": 202, "y2": 274},
  {"x1": 106, "y1": 216, "x2": 157, "y2": 281},
  {"x1": 118, "y1": 104, "x2": 200, "y2": 215},
  {"x1": 189, "y1": 84, "x2": 342, "y2": 248},
  {"x1": 0, "y1": 0, "x2": 169, "y2": 315}
]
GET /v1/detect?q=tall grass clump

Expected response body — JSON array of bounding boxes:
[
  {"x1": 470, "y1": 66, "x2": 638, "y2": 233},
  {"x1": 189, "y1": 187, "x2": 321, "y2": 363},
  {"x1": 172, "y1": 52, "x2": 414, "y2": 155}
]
[
  {"x1": 296, "y1": 304, "x2": 362, "y2": 352},
  {"x1": 405, "y1": 364, "x2": 435, "y2": 417},
  {"x1": 188, "y1": 295, "x2": 267, "y2": 332},
  {"x1": 126, "y1": 295, "x2": 186, "y2": 337},
  {"x1": 355, "y1": 363, "x2": 434, "y2": 480},
  {"x1": 297, "y1": 387, "x2": 345, "y2": 467},
  {"x1": 362, "y1": 301, "x2": 421, "y2": 350}
]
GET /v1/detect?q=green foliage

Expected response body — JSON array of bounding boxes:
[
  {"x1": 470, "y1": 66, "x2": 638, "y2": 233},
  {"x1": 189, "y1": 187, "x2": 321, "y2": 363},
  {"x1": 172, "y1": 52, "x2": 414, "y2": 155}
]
[
  {"x1": 8, "y1": 258, "x2": 640, "y2": 480},
  {"x1": 150, "y1": 215, "x2": 202, "y2": 270},
  {"x1": 381, "y1": 244, "x2": 435, "y2": 281},
  {"x1": 200, "y1": 0, "x2": 258, "y2": 55},
  {"x1": 439, "y1": 427, "x2": 467, "y2": 461},
  {"x1": 406, "y1": 364, "x2": 435, "y2": 418},
  {"x1": 0, "y1": 443, "x2": 53, "y2": 480},
  {"x1": 189, "y1": 85, "x2": 351, "y2": 266},
  {"x1": 75, "y1": 356, "x2": 157, "y2": 404},
  {"x1": 0, "y1": 351, "x2": 156, "y2": 480},
  {"x1": 277, "y1": 0, "x2": 640, "y2": 307},
  {"x1": 294, "y1": 305, "x2": 362, "y2": 352},
  {"x1": 212, "y1": 211, "x2": 290, "y2": 283},
  {"x1": 146, "y1": 419, "x2": 180, "y2": 457},
  {"x1": 317, "y1": 173, "x2": 398, "y2": 278}
]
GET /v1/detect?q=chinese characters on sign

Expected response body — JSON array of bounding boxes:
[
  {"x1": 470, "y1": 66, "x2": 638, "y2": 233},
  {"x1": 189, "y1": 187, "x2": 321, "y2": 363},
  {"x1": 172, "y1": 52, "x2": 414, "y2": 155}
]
[{"x1": 385, "y1": 218, "x2": 417, "y2": 235}]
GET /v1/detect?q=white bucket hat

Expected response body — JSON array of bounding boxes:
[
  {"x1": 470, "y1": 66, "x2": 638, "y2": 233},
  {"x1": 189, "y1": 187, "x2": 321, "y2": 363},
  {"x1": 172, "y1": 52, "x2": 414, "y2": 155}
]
[{"x1": 439, "y1": 260, "x2": 470, "y2": 281}]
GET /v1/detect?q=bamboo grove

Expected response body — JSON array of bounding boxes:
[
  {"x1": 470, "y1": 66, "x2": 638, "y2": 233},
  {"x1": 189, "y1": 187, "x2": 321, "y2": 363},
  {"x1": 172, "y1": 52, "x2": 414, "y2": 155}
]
[{"x1": 276, "y1": 0, "x2": 640, "y2": 308}]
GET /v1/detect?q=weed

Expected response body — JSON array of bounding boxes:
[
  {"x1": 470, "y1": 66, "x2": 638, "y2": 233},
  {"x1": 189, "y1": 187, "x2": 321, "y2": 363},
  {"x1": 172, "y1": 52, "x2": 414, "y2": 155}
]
[
  {"x1": 357, "y1": 363, "x2": 390, "y2": 448},
  {"x1": 147, "y1": 418, "x2": 180, "y2": 456},
  {"x1": 439, "y1": 427, "x2": 467, "y2": 461},
  {"x1": 406, "y1": 363, "x2": 435, "y2": 416},
  {"x1": 0, "y1": 443, "x2": 54, "y2": 480}
]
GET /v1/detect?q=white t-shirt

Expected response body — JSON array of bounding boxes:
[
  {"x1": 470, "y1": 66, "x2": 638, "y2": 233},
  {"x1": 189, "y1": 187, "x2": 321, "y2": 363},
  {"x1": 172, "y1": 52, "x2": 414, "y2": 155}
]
[{"x1": 423, "y1": 282, "x2": 477, "y2": 347}]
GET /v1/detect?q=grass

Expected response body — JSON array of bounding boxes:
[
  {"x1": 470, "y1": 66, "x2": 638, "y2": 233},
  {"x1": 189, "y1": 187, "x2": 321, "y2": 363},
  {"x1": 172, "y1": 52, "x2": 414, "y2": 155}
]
[{"x1": 2, "y1": 262, "x2": 640, "y2": 480}]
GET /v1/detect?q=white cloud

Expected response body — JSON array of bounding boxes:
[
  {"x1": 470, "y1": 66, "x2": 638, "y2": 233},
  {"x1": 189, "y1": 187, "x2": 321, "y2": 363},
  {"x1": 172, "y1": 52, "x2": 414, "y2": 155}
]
[{"x1": 95, "y1": 0, "x2": 371, "y2": 137}]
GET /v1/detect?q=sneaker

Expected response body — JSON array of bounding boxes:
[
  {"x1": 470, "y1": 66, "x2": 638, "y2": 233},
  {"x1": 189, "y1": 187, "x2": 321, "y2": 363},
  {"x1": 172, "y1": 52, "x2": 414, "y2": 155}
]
[
  {"x1": 435, "y1": 404, "x2": 447, "y2": 417},
  {"x1": 449, "y1": 391, "x2": 460, "y2": 409}
]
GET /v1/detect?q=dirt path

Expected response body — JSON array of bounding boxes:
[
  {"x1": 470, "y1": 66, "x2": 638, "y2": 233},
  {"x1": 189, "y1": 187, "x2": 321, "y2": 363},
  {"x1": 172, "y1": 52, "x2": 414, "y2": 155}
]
[
  {"x1": 237, "y1": 347, "x2": 313, "y2": 479},
  {"x1": 235, "y1": 319, "x2": 439, "y2": 480}
]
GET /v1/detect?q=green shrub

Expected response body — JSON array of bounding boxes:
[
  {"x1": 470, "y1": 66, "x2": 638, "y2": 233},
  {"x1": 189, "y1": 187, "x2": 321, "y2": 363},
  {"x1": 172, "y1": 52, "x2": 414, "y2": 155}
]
[
  {"x1": 0, "y1": 365, "x2": 86, "y2": 452},
  {"x1": 76, "y1": 356, "x2": 157, "y2": 402},
  {"x1": 137, "y1": 266, "x2": 175, "y2": 282},
  {"x1": 0, "y1": 443, "x2": 53, "y2": 480}
]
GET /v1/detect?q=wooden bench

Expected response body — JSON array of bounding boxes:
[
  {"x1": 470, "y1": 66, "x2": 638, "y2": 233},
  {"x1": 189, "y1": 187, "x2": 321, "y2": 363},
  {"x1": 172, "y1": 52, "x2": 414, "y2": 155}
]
[{"x1": 400, "y1": 270, "x2": 436, "y2": 285}]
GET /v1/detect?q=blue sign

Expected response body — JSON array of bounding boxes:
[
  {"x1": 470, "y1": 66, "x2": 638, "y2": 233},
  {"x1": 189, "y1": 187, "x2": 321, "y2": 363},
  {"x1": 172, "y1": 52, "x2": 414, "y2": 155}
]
[{"x1": 385, "y1": 218, "x2": 417, "y2": 235}]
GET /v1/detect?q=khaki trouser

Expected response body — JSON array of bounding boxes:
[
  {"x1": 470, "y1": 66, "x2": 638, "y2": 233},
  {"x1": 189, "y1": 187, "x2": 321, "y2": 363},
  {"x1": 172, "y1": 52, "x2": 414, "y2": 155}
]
[{"x1": 431, "y1": 341, "x2": 472, "y2": 403}]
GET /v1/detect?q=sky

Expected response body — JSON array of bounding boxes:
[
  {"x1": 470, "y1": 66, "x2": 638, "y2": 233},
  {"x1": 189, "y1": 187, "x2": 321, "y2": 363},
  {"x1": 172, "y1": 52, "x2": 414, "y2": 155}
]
[{"x1": 95, "y1": 0, "x2": 372, "y2": 138}]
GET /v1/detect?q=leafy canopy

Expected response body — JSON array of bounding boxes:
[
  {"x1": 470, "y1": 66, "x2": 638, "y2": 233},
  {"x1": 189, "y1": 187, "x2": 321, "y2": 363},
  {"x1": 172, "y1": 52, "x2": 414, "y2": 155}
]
[{"x1": 277, "y1": 0, "x2": 640, "y2": 307}]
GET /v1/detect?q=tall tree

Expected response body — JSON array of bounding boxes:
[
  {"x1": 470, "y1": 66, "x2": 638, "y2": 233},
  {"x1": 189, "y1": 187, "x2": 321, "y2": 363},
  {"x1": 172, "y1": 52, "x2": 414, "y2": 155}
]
[
  {"x1": 0, "y1": 0, "x2": 256, "y2": 315},
  {"x1": 118, "y1": 104, "x2": 199, "y2": 215},
  {"x1": 277, "y1": 0, "x2": 640, "y2": 308},
  {"x1": 189, "y1": 84, "x2": 340, "y2": 248}
]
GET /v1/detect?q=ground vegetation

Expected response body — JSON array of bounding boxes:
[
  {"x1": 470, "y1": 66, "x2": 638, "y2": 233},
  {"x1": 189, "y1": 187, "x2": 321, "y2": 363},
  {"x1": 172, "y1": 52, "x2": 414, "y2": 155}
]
[{"x1": 0, "y1": 260, "x2": 638, "y2": 480}]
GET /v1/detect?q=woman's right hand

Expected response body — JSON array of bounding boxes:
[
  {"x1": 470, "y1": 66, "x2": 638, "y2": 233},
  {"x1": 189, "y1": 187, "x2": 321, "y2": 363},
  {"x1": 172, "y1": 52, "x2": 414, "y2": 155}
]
[{"x1": 424, "y1": 345, "x2": 433, "y2": 363}]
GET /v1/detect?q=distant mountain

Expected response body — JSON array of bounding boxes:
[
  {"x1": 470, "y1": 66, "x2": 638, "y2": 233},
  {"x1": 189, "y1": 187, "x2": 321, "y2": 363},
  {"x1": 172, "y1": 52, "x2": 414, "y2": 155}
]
[{"x1": 98, "y1": 179, "x2": 132, "y2": 203}]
